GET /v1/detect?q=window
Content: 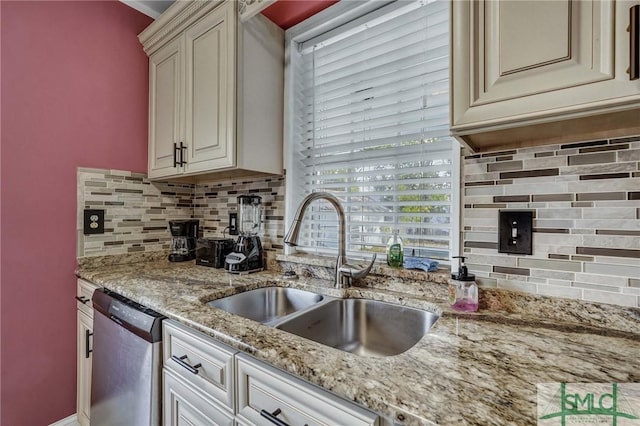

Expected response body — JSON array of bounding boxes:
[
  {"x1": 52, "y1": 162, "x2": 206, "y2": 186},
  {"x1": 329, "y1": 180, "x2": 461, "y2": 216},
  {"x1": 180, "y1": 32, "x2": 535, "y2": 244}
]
[{"x1": 285, "y1": 0, "x2": 459, "y2": 262}]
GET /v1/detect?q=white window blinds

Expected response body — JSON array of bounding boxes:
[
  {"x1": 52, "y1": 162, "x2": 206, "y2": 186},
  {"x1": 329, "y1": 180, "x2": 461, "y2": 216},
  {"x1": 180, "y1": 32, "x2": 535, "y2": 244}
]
[{"x1": 288, "y1": 0, "x2": 456, "y2": 261}]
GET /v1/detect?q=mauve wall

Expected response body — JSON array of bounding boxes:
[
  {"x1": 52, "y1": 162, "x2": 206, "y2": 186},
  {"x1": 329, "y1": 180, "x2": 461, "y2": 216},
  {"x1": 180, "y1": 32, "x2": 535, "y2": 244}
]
[{"x1": 0, "y1": 2, "x2": 151, "y2": 424}]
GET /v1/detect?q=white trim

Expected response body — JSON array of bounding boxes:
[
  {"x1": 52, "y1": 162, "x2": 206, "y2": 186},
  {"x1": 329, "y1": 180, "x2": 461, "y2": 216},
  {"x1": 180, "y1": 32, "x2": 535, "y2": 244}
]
[
  {"x1": 299, "y1": 1, "x2": 419, "y2": 54},
  {"x1": 48, "y1": 414, "x2": 79, "y2": 426},
  {"x1": 285, "y1": 1, "x2": 394, "y2": 46},
  {"x1": 450, "y1": 143, "x2": 462, "y2": 260},
  {"x1": 238, "y1": 0, "x2": 277, "y2": 22}
]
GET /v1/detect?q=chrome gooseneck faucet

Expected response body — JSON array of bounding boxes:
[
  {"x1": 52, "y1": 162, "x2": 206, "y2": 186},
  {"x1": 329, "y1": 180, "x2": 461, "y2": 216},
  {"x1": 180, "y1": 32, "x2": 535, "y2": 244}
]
[{"x1": 284, "y1": 192, "x2": 376, "y2": 288}]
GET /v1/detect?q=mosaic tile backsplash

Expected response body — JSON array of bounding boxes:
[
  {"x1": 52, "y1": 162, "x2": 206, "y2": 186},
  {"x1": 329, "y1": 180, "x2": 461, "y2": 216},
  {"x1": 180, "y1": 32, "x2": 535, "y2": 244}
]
[
  {"x1": 194, "y1": 175, "x2": 286, "y2": 253},
  {"x1": 77, "y1": 168, "x2": 285, "y2": 257},
  {"x1": 462, "y1": 135, "x2": 640, "y2": 307},
  {"x1": 80, "y1": 132, "x2": 638, "y2": 308},
  {"x1": 77, "y1": 168, "x2": 194, "y2": 257}
]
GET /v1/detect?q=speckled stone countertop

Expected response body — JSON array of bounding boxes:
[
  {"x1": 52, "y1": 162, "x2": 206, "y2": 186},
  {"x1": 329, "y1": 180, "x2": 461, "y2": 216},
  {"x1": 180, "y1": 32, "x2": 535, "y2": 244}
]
[{"x1": 77, "y1": 257, "x2": 640, "y2": 425}]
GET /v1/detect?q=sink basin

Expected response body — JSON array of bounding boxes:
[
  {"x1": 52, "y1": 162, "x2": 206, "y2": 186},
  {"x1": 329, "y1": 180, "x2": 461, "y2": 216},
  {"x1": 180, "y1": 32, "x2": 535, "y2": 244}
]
[
  {"x1": 276, "y1": 299, "x2": 439, "y2": 357},
  {"x1": 207, "y1": 287, "x2": 324, "y2": 325}
]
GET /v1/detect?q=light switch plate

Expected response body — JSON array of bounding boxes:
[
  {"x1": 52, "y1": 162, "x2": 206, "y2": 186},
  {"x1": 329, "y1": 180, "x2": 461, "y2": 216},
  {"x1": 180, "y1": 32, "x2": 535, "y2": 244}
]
[
  {"x1": 498, "y1": 210, "x2": 533, "y2": 255},
  {"x1": 228, "y1": 212, "x2": 238, "y2": 235}
]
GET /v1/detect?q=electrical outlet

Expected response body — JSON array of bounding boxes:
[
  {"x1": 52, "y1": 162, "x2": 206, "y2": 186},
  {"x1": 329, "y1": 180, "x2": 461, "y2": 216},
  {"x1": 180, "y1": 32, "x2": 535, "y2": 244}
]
[
  {"x1": 84, "y1": 209, "x2": 105, "y2": 235},
  {"x1": 229, "y1": 212, "x2": 238, "y2": 235}
]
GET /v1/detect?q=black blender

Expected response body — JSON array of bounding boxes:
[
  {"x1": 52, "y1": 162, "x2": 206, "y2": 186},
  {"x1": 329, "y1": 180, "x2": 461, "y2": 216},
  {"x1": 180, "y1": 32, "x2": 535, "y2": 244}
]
[{"x1": 225, "y1": 195, "x2": 264, "y2": 273}]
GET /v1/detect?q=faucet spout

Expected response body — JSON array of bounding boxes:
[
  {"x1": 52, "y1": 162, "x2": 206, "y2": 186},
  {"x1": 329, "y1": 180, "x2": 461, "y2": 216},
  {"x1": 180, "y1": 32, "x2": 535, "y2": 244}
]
[
  {"x1": 284, "y1": 192, "x2": 346, "y2": 259},
  {"x1": 285, "y1": 192, "x2": 374, "y2": 288}
]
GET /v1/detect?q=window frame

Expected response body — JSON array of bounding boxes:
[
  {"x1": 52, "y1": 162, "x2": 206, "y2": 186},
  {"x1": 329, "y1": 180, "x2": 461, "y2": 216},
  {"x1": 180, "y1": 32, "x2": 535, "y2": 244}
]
[{"x1": 284, "y1": 0, "x2": 460, "y2": 263}]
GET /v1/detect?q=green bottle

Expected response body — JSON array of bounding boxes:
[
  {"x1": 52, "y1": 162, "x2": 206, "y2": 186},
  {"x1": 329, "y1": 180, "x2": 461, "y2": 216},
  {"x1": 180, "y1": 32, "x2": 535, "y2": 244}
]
[{"x1": 386, "y1": 229, "x2": 404, "y2": 267}]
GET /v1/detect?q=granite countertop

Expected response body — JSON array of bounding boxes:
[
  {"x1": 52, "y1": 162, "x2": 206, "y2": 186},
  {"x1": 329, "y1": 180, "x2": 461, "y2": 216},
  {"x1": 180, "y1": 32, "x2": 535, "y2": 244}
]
[{"x1": 77, "y1": 257, "x2": 640, "y2": 425}]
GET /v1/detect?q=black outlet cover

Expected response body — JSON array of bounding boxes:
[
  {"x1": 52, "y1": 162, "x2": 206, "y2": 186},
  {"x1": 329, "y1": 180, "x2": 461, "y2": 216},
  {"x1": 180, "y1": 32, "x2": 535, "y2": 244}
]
[
  {"x1": 84, "y1": 209, "x2": 105, "y2": 235},
  {"x1": 498, "y1": 210, "x2": 533, "y2": 255}
]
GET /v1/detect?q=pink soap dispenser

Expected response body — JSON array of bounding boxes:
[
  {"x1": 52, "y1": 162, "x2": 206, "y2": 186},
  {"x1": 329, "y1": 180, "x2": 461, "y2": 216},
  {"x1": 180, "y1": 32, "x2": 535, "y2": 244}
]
[{"x1": 449, "y1": 256, "x2": 478, "y2": 312}]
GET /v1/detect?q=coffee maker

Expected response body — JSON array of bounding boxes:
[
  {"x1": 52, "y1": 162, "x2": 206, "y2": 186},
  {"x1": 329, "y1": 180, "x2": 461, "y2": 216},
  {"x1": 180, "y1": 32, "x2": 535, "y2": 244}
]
[
  {"x1": 225, "y1": 195, "x2": 264, "y2": 274},
  {"x1": 168, "y1": 220, "x2": 199, "y2": 262}
]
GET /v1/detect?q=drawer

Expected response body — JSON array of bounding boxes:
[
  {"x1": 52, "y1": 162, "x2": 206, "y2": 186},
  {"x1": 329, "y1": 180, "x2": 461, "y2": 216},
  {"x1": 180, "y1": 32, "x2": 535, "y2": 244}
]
[
  {"x1": 163, "y1": 369, "x2": 234, "y2": 426},
  {"x1": 163, "y1": 320, "x2": 237, "y2": 411},
  {"x1": 76, "y1": 279, "x2": 100, "y2": 316},
  {"x1": 236, "y1": 353, "x2": 379, "y2": 426}
]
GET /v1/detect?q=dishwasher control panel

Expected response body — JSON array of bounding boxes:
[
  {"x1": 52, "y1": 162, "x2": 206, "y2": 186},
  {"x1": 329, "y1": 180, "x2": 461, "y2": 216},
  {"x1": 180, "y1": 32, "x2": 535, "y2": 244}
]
[{"x1": 92, "y1": 288, "x2": 165, "y2": 343}]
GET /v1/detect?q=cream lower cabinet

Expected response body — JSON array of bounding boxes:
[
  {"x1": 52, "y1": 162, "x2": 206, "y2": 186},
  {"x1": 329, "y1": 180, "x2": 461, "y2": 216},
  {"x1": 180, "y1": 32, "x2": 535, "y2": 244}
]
[
  {"x1": 141, "y1": 1, "x2": 284, "y2": 180},
  {"x1": 235, "y1": 353, "x2": 379, "y2": 426},
  {"x1": 163, "y1": 320, "x2": 238, "y2": 426},
  {"x1": 76, "y1": 279, "x2": 99, "y2": 426},
  {"x1": 164, "y1": 370, "x2": 235, "y2": 426},
  {"x1": 451, "y1": 0, "x2": 640, "y2": 152},
  {"x1": 163, "y1": 319, "x2": 381, "y2": 426}
]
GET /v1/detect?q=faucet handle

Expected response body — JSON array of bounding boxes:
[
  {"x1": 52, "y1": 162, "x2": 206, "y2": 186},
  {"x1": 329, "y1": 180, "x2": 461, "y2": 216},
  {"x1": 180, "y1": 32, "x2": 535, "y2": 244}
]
[{"x1": 338, "y1": 253, "x2": 377, "y2": 280}]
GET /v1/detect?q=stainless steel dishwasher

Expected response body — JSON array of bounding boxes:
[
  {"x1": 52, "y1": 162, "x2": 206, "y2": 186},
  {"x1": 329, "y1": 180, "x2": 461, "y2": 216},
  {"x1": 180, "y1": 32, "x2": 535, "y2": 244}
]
[{"x1": 91, "y1": 288, "x2": 165, "y2": 426}]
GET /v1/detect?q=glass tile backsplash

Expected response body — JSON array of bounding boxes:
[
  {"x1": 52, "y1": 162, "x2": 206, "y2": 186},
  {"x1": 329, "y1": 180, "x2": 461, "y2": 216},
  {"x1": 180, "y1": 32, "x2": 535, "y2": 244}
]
[
  {"x1": 462, "y1": 135, "x2": 640, "y2": 307},
  {"x1": 77, "y1": 168, "x2": 285, "y2": 258}
]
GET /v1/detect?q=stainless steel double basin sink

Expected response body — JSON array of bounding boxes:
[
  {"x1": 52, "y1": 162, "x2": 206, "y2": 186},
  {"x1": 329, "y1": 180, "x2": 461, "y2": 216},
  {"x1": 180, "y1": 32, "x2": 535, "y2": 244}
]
[{"x1": 207, "y1": 287, "x2": 439, "y2": 357}]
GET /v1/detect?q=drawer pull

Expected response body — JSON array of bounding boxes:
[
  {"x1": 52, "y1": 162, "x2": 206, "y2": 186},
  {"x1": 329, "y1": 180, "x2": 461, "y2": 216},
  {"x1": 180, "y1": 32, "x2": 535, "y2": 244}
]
[
  {"x1": 171, "y1": 355, "x2": 202, "y2": 375},
  {"x1": 260, "y1": 408, "x2": 289, "y2": 426},
  {"x1": 75, "y1": 296, "x2": 89, "y2": 304}
]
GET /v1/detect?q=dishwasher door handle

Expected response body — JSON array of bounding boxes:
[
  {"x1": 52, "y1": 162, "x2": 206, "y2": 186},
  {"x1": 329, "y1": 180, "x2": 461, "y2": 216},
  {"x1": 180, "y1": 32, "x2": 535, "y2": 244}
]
[
  {"x1": 171, "y1": 355, "x2": 202, "y2": 375},
  {"x1": 109, "y1": 314, "x2": 123, "y2": 326}
]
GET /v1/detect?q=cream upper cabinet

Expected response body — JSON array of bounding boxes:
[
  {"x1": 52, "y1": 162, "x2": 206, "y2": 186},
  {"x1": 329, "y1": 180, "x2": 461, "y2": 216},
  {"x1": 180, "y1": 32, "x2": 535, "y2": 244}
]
[
  {"x1": 140, "y1": 1, "x2": 284, "y2": 180},
  {"x1": 183, "y1": 5, "x2": 235, "y2": 174},
  {"x1": 149, "y1": 37, "x2": 183, "y2": 178},
  {"x1": 451, "y1": 0, "x2": 640, "y2": 152}
]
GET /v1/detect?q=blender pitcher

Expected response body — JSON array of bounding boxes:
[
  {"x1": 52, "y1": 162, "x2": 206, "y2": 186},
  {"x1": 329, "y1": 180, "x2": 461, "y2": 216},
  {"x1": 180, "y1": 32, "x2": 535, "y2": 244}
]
[{"x1": 238, "y1": 195, "x2": 262, "y2": 235}]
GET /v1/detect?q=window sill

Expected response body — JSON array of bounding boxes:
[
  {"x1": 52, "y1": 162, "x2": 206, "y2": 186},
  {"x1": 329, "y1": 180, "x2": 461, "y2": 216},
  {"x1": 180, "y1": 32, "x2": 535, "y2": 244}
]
[{"x1": 276, "y1": 253, "x2": 450, "y2": 285}]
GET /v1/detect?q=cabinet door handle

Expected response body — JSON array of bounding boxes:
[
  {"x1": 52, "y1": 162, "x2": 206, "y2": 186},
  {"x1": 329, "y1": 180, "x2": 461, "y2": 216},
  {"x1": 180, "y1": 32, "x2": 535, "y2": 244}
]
[
  {"x1": 260, "y1": 408, "x2": 290, "y2": 426},
  {"x1": 85, "y1": 330, "x2": 93, "y2": 359},
  {"x1": 171, "y1": 355, "x2": 201, "y2": 374},
  {"x1": 630, "y1": 5, "x2": 640, "y2": 80},
  {"x1": 179, "y1": 142, "x2": 187, "y2": 166},
  {"x1": 75, "y1": 296, "x2": 89, "y2": 304},
  {"x1": 173, "y1": 143, "x2": 180, "y2": 167}
]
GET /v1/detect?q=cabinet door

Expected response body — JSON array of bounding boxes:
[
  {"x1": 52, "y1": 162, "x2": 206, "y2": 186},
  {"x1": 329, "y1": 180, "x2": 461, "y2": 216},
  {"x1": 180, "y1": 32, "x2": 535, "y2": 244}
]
[
  {"x1": 478, "y1": 0, "x2": 612, "y2": 104},
  {"x1": 77, "y1": 310, "x2": 93, "y2": 426},
  {"x1": 451, "y1": 0, "x2": 640, "y2": 131},
  {"x1": 164, "y1": 369, "x2": 234, "y2": 426},
  {"x1": 149, "y1": 36, "x2": 184, "y2": 179},
  {"x1": 183, "y1": 3, "x2": 236, "y2": 174}
]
